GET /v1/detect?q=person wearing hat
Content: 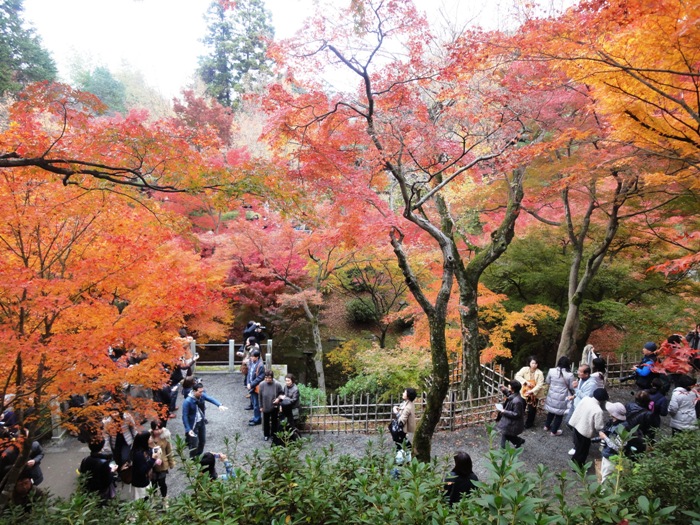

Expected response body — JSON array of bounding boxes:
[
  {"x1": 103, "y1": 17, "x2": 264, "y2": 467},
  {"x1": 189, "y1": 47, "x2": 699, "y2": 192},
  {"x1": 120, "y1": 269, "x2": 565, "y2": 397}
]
[
  {"x1": 620, "y1": 342, "x2": 658, "y2": 390},
  {"x1": 568, "y1": 387, "x2": 609, "y2": 469},
  {"x1": 599, "y1": 402, "x2": 627, "y2": 483}
]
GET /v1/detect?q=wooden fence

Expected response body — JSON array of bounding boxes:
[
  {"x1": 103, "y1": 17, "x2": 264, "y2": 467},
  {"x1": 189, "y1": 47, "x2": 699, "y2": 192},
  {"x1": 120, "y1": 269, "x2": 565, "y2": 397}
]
[
  {"x1": 299, "y1": 355, "x2": 641, "y2": 434},
  {"x1": 300, "y1": 363, "x2": 508, "y2": 434}
]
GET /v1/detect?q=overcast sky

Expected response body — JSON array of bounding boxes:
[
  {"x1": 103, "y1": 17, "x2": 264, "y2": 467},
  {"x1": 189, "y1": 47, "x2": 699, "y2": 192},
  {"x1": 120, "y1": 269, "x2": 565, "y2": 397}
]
[{"x1": 22, "y1": 0, "x2": 537, "y2": 99}]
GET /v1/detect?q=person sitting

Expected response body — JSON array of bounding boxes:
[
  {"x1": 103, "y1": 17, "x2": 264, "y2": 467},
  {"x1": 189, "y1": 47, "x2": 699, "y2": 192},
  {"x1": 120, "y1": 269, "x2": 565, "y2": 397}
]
[{"x1": 444, "y1": 451, "x2": 479, "y2": 505}]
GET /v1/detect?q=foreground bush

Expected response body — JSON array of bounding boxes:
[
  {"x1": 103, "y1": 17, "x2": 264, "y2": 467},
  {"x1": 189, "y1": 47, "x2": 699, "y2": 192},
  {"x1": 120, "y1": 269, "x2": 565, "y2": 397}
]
[{"x1": 1, "y1": 430, "x2": 692, "y2": 525}]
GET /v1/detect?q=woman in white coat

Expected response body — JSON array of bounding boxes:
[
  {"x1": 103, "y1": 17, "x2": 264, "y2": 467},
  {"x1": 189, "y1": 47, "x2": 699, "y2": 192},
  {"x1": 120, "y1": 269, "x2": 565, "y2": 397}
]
[{"x1": 542, "y1": 356, "x2": 574, "y2": 436}]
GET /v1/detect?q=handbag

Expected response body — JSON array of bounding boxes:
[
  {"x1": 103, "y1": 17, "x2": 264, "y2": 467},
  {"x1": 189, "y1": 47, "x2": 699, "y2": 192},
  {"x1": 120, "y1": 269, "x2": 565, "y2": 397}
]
[
  {"x1": 119, "y1": 460, "x2": 133, "y2": 484},
  {"x1": 388, "y1": 416, "x2": 406, "y2": 442}
]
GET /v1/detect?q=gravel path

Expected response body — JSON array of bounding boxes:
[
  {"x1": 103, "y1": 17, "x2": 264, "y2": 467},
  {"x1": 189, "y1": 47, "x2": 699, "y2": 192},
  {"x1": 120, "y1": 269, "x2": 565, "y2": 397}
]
[{"x1": 41, "y1": 373, "x2": 651, "y2": 500}]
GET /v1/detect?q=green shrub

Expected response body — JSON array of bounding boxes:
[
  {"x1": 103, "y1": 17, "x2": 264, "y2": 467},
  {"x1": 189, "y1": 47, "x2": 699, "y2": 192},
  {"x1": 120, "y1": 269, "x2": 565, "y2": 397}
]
[
  {"x1": 346, "y1": 298, "x2": 377, "y2": 324},
  {"x1": 621, "y1": 428, "x2": 700, "y2": 524},
  {"x1": 1, "y1": 431, "x2": 681, "y2": 525}
]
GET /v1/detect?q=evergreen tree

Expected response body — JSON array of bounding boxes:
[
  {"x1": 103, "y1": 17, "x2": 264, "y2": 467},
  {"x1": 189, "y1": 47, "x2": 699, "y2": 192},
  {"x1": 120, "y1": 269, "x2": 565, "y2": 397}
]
[
  {"x1": 72, "y1": 65, "x2": 127, "y2": 114},
  {"x1": 198, "y1": 0, "x2": 274, "y2": 109},
  {"x1": 0, "y1": 0, "x2": 57, "y2": 94}
]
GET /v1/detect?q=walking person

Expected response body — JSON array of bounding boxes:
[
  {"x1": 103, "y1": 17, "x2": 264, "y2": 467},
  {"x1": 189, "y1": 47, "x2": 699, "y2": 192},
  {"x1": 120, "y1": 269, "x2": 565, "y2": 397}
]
[
  {"x1": 568, "y1": 388, "x2": 609, "y2": 470},
  {"x1": 496, "y1": 380, "x2": 526, "y2": 449},
  {"x1": 515, "y1": 356, "x2": 545, "y2": 429},
  {"x1": 182, "y1": 382, "x2": 228, "y2": 458},
  {"x1": 543, "y1": 356, "x2": 575, "y2": 436},
  {"x1": 259, "y1": 370, "x2": 284, "y2": 441},
  {"x1": 392, "y1": 387, "x2": 417, "y2": 449},
  {"x1": 246, "y1": 350, "x2": 265, "y2": 426}
]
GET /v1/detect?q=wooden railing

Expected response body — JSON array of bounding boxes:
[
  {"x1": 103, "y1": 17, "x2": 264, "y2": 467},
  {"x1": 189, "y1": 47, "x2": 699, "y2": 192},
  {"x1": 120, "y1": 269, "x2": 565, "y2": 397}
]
[{"x1": 300, "y1": 363, "x2": 508, "y2": 434}]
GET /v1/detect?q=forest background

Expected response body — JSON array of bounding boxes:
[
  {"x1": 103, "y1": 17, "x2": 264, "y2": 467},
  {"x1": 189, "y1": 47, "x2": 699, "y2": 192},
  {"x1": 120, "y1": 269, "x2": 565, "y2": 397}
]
[{"x1": 0, "y1": 0, "x2": 698, "y2": 502}]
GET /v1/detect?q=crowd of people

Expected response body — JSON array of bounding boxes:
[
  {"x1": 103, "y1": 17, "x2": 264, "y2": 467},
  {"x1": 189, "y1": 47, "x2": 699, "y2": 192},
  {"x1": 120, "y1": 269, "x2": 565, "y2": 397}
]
[
  {"x1": 70, "y1": 322, "x2": 301, "y2": 506},
  {"x1": 3, "y1": 322, "x2": 698, "y2": 509}
]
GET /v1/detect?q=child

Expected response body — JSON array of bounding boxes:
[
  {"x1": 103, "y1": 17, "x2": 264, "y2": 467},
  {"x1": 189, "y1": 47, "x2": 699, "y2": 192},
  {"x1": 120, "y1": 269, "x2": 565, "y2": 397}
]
[{"x1": 598, "y1": 402, "x2": 626, "y2": 484}]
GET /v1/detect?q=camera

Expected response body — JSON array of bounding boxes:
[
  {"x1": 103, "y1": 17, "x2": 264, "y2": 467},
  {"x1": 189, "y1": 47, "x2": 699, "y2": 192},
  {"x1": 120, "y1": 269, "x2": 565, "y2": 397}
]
[{"x1": 256, "y1": 324, "x2": 266, "y2": 331}]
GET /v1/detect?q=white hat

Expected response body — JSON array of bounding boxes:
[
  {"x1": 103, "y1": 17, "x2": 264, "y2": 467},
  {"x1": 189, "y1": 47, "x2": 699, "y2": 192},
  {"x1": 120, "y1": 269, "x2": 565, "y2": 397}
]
[{"x1": 606, "y1": 402, "x2": 626, "y2": 421}]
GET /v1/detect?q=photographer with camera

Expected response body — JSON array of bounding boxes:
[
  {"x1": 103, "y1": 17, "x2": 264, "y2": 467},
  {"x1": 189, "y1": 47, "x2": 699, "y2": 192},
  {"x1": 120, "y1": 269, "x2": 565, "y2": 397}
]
[{"x1": 243, "y1": 321, "x2": 267, "y2": 346}]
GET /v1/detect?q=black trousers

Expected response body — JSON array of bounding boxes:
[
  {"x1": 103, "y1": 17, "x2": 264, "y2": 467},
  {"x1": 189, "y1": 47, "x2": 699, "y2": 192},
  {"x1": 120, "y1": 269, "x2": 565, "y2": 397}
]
[{"x1": 572, "y1": 429, "x2": 592, "y2": 468}]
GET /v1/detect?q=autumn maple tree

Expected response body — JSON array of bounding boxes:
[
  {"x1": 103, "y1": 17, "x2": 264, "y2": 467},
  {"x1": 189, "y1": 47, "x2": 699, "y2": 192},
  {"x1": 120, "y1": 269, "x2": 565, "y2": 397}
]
[
  {"x1": 0, "y1": 84, "x2": 236, "y2": 505},
  {"x1": 262, "y1": 0, "x2": 573, "y2": 459}
]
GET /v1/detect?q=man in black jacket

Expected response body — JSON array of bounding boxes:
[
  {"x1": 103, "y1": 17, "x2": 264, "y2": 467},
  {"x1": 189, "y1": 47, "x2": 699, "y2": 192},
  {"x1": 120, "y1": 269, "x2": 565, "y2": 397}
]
[{"x1": 78, "y1": 439, "x2": 117, "y2": 502}]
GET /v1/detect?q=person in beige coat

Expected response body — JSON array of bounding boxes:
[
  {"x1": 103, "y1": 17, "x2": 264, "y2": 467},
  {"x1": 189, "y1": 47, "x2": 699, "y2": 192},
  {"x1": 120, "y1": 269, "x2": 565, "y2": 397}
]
[
  {"x1": 393, "y1": 387, "x2": 417, "y2": 449},
  {"x1": 515, "y1": 356, "x2": 545, "y2": 429}
]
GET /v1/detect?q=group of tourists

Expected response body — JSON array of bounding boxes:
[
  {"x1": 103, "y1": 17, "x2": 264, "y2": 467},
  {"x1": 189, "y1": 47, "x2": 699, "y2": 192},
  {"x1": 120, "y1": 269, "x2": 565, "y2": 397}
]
[
  {"x1": 70, "y1": 322, "x2": 301, "y2": 506},
  {"x1": 490, "y1": 330, "x2": 699, "y2": 489}
]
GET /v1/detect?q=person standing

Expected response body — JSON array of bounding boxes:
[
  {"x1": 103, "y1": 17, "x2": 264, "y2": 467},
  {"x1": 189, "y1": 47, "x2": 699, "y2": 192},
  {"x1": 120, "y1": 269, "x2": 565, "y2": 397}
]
[
  {"x1": 150, "y1": 420, "x2": 175, "y2": 504},
  {"x1": 182, "y1": 383, "x2": 228, "y2": 458},
  {"x1": 568, "y1": 388, "x2": 609, "y2": 469},
  {"x1": 515, "y1": 356, "x2": 545, "y2": 429},
  {"x1": 259, "y1": 370, "x2": 284, "y2": 441},
  {"x1": 668, "y1": 375, "x2": 698, "y2": 434},
  {"x1": 392, "y1": 387, "x2": 417, "y2": 449},
  {"x1": 621, "y1": 342, "x2": 658, "y2": 390},
  {"x1": 543, "y1": 356, "x2": 575, "y2": 436},
  {"x1": 246, "y1": 350, "x2": 265, "y2": 426},
  {"x1": 278, "y1": 373, "x2": 301, "y2": 429},
  {"x1": 101, "y1": 407, "x2": 137, "y2": 469},
  {"x1": 130, "y1": 430, "x2": 158, "y2": 500},
  {"x1": 567, "y1": 364, "x2": 595, "y2": 425},
  {"x1": 496, "y1": 380, "x2": 526, "y2": 449},
  {"x1": 78, "y1": 439, "x2": 118, "y2": 503},
  {"x1": 25, "y1": 439, "x2": 44, "y2": 487}
]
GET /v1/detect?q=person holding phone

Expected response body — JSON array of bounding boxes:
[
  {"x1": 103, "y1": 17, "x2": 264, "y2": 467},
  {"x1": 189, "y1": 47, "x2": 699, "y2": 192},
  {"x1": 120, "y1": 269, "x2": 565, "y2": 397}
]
[{"x1": 150, "y1": 420, "x2": 175, "y2": 505}]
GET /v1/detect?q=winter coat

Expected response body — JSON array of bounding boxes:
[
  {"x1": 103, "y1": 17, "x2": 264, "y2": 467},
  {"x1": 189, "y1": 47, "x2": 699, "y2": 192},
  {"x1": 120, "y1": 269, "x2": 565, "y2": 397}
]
[
  {"x1": 600, "y1": 419, "x2": 626, "y2": 459},
  {"x1": 27, "y1": 441, "x2": 44, "y2": 486},
  {"x1": 569, "y1": 396, "x2": 606, "y2": 439},
  {"x1": 152, "y1": 428, "x2": 175, "y2": 473},
  {"x1": 544, "y1": 367, "x2": 574, "y2": 415},
  {"x1": 647, "y1": 389, "x2": 669, "y2": 428},
  {"x1": 258, "y1": 379, "x2": 284, "y2": 413},
  {"x1": 182, "y1": 392, "x2": 221, "y2": 433},
  {"x1": 281, "y1": 384, "x2": 300, "y2": 409},
  {"x1": 79, "y1": 452, "x2": 115, "y2": 495},
  {"x1": 624, "y1": 401, "x2": 653, "y2": 437},
  {"x1": 397, "y1": 400, "x2": 417, "y2": 434},
  {"x1": 514, "y1": 367, "x2": 545, "y2": 398},
  {"x1": 496, "y1": 393, "x2": 525, "y2": 436},
  {"x1": 573, "y1": 377, "x2": 597, "y2": 409},
  {"x1": 131, "y1": 448, "x2": 155, "y2": 488},
  {"x1": 668, "y1": 387, "x2": 698, "y2": 430}
]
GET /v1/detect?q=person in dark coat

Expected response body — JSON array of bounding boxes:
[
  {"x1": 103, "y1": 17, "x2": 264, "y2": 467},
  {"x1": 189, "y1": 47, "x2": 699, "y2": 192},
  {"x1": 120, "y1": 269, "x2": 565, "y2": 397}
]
[
  {"x1": 78, "y1": 439, "x2": 118, "y2": 503},
  {"x1": 624, "y1": 390, "x2": 654, "y2": 440},
  {"x1": 130, "y1": 430, "x2": 158, "y2": 500},
  {"x1": 496, "y1": 380, "x2": 526, "y2": 449},
  {"x1": 645, "y1": 377, "x2": 669, "y2": 442},
  {"x1": 26, "y1": 440, "x2": 44, "y2": 486},
  {"x1": 444, "y1": 451, "x2": 479, "y2": 505}
]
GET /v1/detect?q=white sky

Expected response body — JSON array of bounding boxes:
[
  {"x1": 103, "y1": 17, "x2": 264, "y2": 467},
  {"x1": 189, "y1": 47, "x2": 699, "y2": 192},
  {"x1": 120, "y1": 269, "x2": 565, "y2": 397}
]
[{"x1": 22, "y1": 0, "x2": 535, "y2": 99}]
